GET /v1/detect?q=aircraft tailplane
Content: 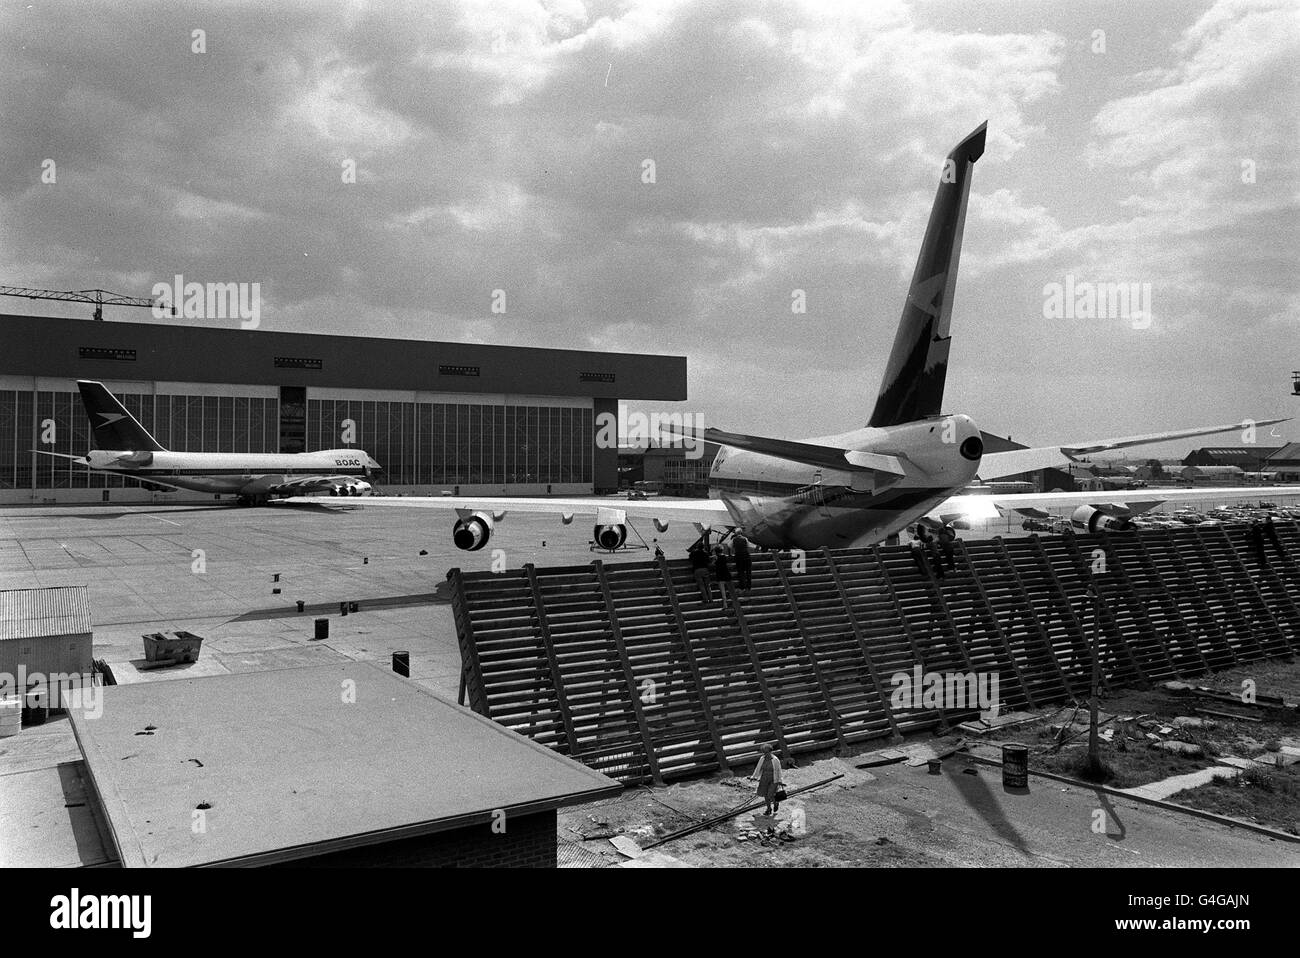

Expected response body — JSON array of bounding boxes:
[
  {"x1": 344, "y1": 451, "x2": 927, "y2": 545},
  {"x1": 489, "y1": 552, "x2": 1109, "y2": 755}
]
[
  {"x1": 77, "y1": 381, "x2": 165, "y2": 452},
  {"x1": 867, "y1": 121, "x2": 986, "y2": 428}
]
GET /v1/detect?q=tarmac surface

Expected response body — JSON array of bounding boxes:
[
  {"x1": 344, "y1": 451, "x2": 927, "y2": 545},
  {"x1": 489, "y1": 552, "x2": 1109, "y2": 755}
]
[
  {"x1": 3, "y1": 500, "x2": 1297, "y2": 868},
  {"x1": 0, "y1": 499, "x2": 701, "y2": 698}
]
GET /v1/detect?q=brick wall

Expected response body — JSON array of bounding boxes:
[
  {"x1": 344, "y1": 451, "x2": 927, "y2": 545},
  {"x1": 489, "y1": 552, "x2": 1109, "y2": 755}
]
[{"x1": 281, "y1": 810, "x2": 557, "y2": 868}]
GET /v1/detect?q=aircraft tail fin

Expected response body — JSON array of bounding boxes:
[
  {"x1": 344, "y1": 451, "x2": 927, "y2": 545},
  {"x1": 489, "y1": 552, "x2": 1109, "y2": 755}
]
[
  {"x1": 867, "y1": 121, "x2": 986, "y2": 428},
  {"x1": 77, "y1": 381, "x2": 165, "y2": 452}
]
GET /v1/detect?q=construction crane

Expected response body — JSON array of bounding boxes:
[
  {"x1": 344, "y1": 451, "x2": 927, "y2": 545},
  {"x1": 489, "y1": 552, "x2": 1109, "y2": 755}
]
[{"x1": 0, "y1": 285, "x2": 172, "y2": 321}]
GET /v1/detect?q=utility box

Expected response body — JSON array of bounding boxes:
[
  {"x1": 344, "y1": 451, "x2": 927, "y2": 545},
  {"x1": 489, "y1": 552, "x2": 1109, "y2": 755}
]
[
  {"x1": 0, "y1": 586, "x2": 93, "y2": 713},
  {"x1": 142, "y1": 630, "x2": 204, "y2": 664}
]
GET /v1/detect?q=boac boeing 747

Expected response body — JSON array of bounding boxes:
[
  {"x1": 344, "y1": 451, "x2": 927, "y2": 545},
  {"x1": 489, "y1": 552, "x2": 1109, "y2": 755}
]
[{"x1": 39, "y1": 380, "x2": 381, "y2": 505}]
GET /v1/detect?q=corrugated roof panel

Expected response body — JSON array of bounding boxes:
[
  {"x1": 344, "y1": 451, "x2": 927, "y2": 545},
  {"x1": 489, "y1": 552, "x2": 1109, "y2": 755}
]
[{"x1": 0, "y1": 586, "x2": 92, "y2": 642}]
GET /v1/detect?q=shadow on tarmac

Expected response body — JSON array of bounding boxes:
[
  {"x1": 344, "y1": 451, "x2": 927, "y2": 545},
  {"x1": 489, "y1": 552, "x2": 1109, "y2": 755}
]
[
  {"x1": 23, "y1": 506, "x2": 235, "y2": 520},
  {"x1": 947, "y1": 757, "x2": 1031, "y2": 855}
]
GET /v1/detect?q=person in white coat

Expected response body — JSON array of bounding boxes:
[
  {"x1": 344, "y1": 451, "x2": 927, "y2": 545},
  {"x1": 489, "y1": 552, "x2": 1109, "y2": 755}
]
[{"x1": 749, "y1": 743, "x2": 783, "y2": 815}]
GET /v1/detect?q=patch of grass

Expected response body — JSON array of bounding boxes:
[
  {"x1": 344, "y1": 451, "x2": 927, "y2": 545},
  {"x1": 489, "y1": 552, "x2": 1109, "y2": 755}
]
[
  {"x1": 1175, "y1": 764, "x2": 1300, "y2": 835},
  {"x1": 1242, "y1": 764, "x2": 1297, "y2": 793},
  {"x1": 1030, "y1": 740, "x2": 1207, "y2": 789},
  {"x1": 1065, "y1": 752, "x2": 1114, "y2": 783},
  {"x1": 1176, "y1": 728, "x2": 1219, "y2": 758}
]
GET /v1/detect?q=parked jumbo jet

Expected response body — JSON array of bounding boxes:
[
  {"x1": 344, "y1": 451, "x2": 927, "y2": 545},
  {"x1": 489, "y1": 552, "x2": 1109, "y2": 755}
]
[
  {"x1": 286, "y1": 121, "x2": 1296, "y2": 549},
  {"x1": 39, "y1": 381, "x2": 381, "y2": 505}
]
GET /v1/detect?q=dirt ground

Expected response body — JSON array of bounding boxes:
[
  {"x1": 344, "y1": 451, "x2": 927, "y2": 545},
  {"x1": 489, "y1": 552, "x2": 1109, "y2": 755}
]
[
  {"x1": 950, "y1": 658, "x2": 1300, "y2": 834},
  {"x1": 559, "y1": 756, "x2": 934, "y2": 868},
  {"x1": 557, "y1": 659, "x2": 1300, "y2": 865}
]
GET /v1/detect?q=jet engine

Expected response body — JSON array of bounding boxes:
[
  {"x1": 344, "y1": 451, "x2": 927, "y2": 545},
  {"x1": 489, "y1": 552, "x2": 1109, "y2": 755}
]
[
  {"x1": 328, "y1": 480, "x2": 372, "y2": 497},
  {"x1": 453, "y1": 512, "x2": 495, "y2": 551},
  {"x1": 593, "y1": 523, "x2": 628, "y2": 550},
  {"x1": 1070, "y1": 505, "x2": 1134, "y2": 533}
]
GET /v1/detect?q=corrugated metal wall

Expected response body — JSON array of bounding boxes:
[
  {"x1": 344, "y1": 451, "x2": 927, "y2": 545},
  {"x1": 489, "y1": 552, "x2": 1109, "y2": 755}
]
[{"x1": 0, "y1": 586, "x2": 93, "y2": 697}]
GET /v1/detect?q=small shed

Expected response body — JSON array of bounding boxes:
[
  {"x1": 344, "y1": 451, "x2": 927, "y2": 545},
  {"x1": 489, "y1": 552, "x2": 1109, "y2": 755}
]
[{"x1": 0, "y1": 586, "x2": 93, "y2": 704}]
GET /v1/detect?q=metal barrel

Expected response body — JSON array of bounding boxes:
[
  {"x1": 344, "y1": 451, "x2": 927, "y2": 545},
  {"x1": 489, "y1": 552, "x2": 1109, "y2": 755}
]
[
  {"x1": 392, "y1": 651, "x2": 410, "y2": 677},
  {"x1": 314, "y1": 618, "x2": 329, "y2": 641},
  {"x1": 1002, "y1": 743, "x2": 1029, "y2": 788}
]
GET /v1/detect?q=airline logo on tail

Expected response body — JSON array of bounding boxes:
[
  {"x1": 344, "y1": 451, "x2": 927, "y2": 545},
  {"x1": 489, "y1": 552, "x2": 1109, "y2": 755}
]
[
  {"x1": 77, "y1": 381, "x2": 164, "y2": 452},
  {"x1": 907, "y1": 272, "x2": 947, "y2": 318}
]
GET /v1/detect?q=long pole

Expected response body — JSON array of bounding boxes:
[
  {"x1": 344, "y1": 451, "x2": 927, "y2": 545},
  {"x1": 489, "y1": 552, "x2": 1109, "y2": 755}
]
[{"x1": 1088, "y1": 585, "x2": 1102, "y2": 777}]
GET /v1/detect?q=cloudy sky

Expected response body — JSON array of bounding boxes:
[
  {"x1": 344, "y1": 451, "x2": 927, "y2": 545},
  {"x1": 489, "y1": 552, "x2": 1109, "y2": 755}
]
[{"x1": 2, "y1": 0, "x2": 1296, "y2": 454}]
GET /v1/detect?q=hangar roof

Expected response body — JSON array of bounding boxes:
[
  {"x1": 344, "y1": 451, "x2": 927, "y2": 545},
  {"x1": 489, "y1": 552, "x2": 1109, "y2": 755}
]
[
  {"x1": 69, "y1": 661, "x2": 620, "y2": 867},
  {"x1": 0, "y1": 312, "x2": 686, "y2": 401}
]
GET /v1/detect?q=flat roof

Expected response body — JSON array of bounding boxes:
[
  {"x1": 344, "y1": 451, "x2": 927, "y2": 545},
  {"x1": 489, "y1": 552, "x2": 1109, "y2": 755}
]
[
  {"x1": 70, "y1": 661, "x2": 620, "y2": 867},
  {"x1": 0, "y1": 312, "x2": 687, "y2": 401}
]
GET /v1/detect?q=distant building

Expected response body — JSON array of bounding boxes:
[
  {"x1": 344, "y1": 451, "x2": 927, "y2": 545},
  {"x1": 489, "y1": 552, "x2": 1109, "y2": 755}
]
[
  {"x1": 1180, "y1": 464, "x2": 1245, "y2": 483},
  {"x1": 0, "y1": 312, "x2": 686, "y2": 503},
  {"x1": 617, "y1": 441, "x2": 717, "y2": 495},
  {"x1": 1264, "y1": 443, "x2": 1300, "y2": 482},
  {"x1": 1182, "y1": 447, "x2": 1281, "y2": 472},
  {"x1": 1132, "y1": 459, "x2": 1185, "y2": 481}
]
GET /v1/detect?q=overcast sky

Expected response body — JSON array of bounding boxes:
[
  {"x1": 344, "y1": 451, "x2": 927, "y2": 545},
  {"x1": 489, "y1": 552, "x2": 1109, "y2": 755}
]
[{"x1": 2, "y1": 0, "x2": 1296, "y2": 455}]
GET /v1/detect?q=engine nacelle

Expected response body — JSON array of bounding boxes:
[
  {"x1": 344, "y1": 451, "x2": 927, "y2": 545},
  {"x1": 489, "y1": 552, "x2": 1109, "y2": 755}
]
[
  {"x1": 1071, "y1": 505, "x2": 1134, "y2": 533},
  {"x1": 453, "y1": 512, "x2": 494, "y2": 551},
  {"x1": 594, "y1": 523, "x2": 627, "y2": 550}
]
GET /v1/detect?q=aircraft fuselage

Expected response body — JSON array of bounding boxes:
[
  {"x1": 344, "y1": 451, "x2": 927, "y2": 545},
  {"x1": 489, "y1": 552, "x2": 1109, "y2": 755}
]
[
  {"x1": 707, "y1": 415, "x2": 983, "y2": 550},
  {"x1": 82, "y1": 448, "x2": 376, "y2": 498}
]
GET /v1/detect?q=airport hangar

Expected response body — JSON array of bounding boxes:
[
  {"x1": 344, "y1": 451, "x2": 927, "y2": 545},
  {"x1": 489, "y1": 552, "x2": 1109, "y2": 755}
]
[{"x1": 0, "y1": 312, "x2": 687, "y2": 505}]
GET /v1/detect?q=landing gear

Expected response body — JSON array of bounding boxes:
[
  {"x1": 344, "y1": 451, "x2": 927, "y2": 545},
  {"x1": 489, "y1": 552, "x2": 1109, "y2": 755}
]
[{"x1": 235, "y1": 494, "x2": 269, "y2": 507}]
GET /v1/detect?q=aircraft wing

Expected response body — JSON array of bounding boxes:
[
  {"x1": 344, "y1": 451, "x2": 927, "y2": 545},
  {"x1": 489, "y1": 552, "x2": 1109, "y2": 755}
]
[
  {"x1": 269, "y1": 475, "x2": 371, "y2": 495},
  {"x1": 977, "y1": 418, "x2": 1290, "y2": 480},
  {"x1": 932, "y1": 486, "x2": 1300, "y2": 523},
  {"x1": 276, "y1": 494, "x2": 732, "y2": 527}
]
